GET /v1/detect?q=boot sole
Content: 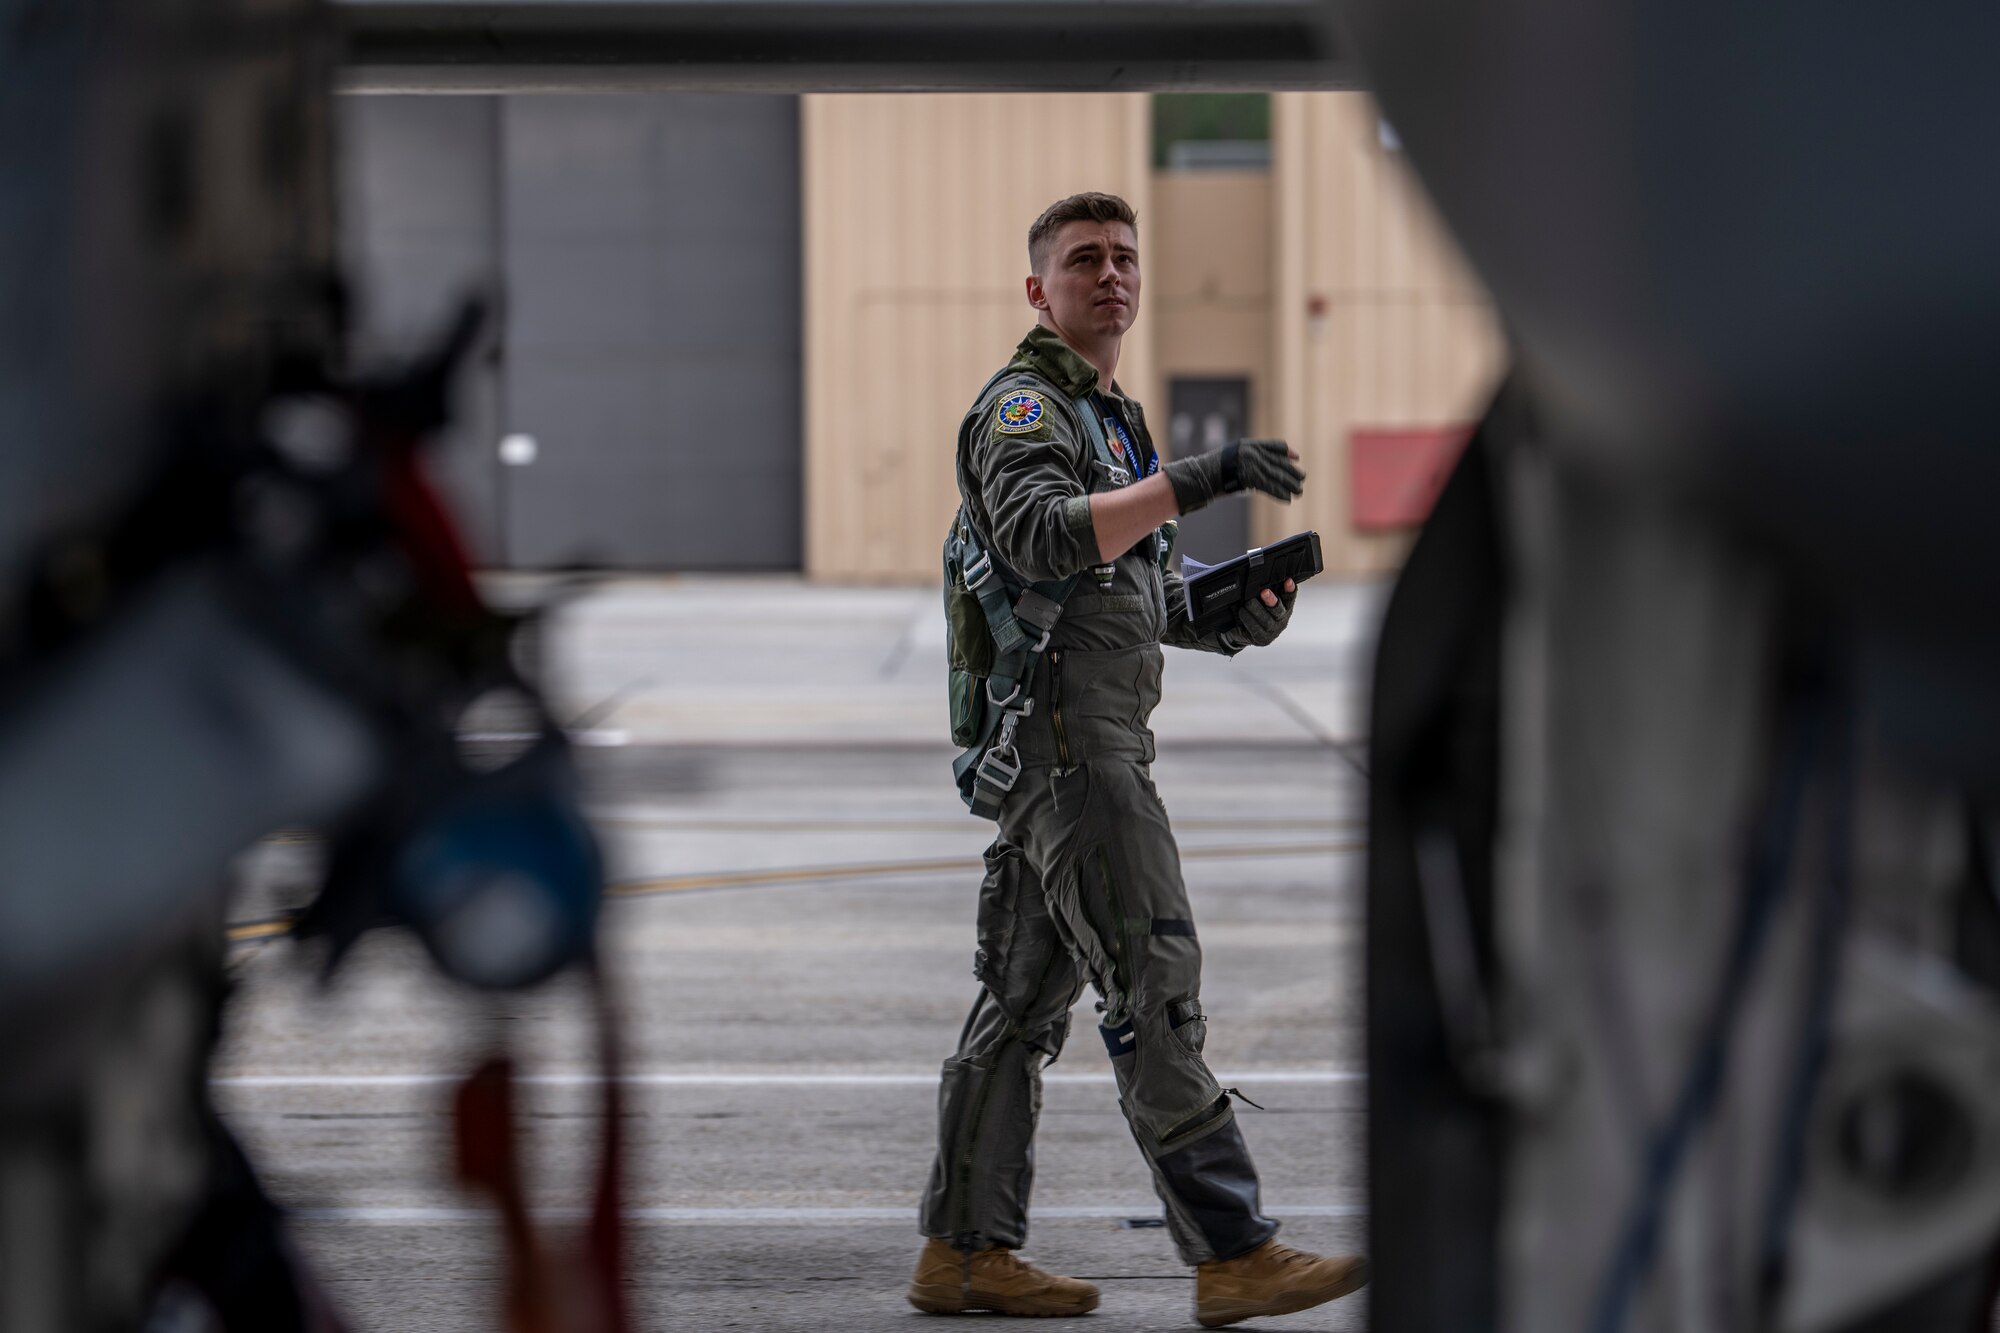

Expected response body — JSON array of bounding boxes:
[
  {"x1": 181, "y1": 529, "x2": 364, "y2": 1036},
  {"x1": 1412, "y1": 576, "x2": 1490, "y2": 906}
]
[
  {"x1": 908, "y1": 1282, "x2": 1101, "y2": 1318},
  {"x1": 1194, "y1": 1258, "x2": 1371, "y2": 1328}
]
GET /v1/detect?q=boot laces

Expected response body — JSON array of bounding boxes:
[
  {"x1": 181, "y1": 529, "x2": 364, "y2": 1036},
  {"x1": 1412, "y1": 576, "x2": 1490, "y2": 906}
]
[
  {"x1": 1265, "y1": 1242, "x2": 1316, "y2": 1269},
  {"x1": 988, "y1": 1250, "x2": 1058, "y2": 1288}
]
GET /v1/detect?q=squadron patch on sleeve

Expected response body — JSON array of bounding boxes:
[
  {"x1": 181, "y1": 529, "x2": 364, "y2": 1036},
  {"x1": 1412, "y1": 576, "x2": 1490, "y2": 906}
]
[{"x1": 994, "y1": 390, "x2": 1047, "y2": 435}]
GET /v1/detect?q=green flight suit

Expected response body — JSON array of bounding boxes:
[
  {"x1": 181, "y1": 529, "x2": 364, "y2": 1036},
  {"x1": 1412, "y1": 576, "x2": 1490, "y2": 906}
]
[{"x1": 920, "y1": 327, "x2": 1282, "y2": 1266}]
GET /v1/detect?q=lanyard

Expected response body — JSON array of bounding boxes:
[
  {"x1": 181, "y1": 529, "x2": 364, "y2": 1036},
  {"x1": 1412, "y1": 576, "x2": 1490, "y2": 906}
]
[{"x1": 1092, "y1": 394, "x2": 1157, "y2": 480}]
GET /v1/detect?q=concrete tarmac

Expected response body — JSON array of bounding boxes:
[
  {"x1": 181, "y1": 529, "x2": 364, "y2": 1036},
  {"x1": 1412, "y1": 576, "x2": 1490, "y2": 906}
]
[{"x1": 214, "y1": 575, "x2": 1385, "y2": 1332}]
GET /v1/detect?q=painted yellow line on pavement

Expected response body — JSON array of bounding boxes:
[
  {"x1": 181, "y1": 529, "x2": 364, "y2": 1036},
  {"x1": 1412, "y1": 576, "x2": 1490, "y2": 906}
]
[
  {"x1": 225, "y1": 839, "x2": 1362, "y2": 943},
  {"x1": 604, "y1": 839, "x2": 1361, "y2": 901},
  {"x1": 228, "y1": 918, "x2": 298, "y2": 942},
  {"x1": 607, "y1": 856, "x2": 982, "y2": 897}
]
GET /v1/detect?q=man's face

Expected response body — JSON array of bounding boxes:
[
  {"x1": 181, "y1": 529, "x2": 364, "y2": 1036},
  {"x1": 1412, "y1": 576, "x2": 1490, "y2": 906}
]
[{"x1": 1029, "y1": 219, "x2": 1140, "y2": 340}]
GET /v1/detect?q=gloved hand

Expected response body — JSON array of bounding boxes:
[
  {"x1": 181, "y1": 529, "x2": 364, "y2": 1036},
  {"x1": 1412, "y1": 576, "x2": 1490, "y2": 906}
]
[
  {"x1": 1227, "y1": 579, "x2": 1297, "y2": 649},
  {"x1": 1163, "y1": 439, "x2": 1305, "y2": 515}
]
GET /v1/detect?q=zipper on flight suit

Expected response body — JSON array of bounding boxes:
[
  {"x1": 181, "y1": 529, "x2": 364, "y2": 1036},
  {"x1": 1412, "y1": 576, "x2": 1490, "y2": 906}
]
[
  {"x1": 1157, "y1": 1094, "x2": 1232, "y2": 1150},
  {"x1": 1048, "y1": 650, "x2": 1073, "y2": 771}
]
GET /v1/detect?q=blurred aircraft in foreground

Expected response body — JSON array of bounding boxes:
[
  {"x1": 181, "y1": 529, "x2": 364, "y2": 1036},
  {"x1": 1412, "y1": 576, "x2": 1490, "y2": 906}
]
[
  {"x1": 0, "y1": 3, "x2": 617, "y2": 1329},
  {"x1": 1347, "y1": 3, "x2": 2000, "y2": 1330}
]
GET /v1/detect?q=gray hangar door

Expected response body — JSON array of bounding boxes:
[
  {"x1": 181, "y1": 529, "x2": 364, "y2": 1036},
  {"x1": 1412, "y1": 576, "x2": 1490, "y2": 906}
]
[
  {"x1": 502, "y1": 96, "x2": 802, "y2": 570},
  {"x1": 339, "y1": 96, "x2": 508, "y2": 564}
]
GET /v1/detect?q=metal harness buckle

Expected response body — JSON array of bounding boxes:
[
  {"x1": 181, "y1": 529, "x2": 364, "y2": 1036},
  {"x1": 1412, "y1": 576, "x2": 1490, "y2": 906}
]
[
  {"x1": 964, "y1": 552, "x2": 995, "y2": 591},
  {"x1": 976, "y1": 701, "x2": 1033, "y2": 797},
  {"x1": 976, "y1": 742, "x2": 1022, "y2": 795}
]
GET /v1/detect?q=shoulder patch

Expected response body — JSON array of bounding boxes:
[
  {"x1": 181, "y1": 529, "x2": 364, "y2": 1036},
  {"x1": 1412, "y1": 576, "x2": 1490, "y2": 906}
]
[{"x1": 994, "y1": 390, "x2": 1047, "y2": 435}]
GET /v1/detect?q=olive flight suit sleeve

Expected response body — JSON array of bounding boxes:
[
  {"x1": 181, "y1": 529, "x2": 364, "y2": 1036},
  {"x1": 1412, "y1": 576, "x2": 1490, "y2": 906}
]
[
  {"x1": 967, "y1": 395, "x2": 1101, "y2": 584},
  {"x1": 1160, "y1": 568, "x2": 1244, "y2": 656}
]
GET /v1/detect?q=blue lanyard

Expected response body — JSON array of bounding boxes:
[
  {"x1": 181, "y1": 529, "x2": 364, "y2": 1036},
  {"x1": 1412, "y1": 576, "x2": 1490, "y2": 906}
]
[{"x1": 1093, "y1": 396, "x2": 1158, "y2": 479}]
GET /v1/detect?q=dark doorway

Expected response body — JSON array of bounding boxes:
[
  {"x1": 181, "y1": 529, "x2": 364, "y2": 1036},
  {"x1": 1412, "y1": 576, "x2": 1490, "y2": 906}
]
[{"x1": 1167, "y1": 376, "x2": 1253, "y2": 566}]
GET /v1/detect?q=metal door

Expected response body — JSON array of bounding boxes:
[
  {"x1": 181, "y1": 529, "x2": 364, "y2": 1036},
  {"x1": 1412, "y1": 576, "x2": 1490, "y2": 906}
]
[{"x1": 500, "y1": 95, "x2": 802, "y2": 570}]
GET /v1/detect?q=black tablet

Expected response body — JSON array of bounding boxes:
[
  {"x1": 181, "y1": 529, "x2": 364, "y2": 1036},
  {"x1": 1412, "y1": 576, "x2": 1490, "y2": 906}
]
[{"x1": 1181, "y1": 531, "x2": 1325, "y2": 637}]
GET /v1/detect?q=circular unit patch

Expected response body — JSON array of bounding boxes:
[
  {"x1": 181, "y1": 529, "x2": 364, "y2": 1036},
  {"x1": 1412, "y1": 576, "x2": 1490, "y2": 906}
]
[{"x1": 995, "y1": 390, "x2": 1047, "y2": 435}]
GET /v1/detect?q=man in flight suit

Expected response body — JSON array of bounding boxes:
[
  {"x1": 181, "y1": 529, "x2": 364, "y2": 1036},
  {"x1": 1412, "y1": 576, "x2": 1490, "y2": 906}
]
[{"x1": 908, "y1": 192, "x2": 1369, "y2": 1327}]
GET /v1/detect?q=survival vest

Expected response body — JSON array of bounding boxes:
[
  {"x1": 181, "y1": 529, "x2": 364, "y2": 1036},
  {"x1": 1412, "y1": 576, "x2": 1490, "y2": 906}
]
[{"x1": 944, "y1": 369, "x2": 1163, "y2": 818}]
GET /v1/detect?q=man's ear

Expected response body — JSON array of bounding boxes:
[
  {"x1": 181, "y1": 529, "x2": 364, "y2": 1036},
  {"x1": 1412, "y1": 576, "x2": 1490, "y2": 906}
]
[{"x1": 1025, "y1": 273, "x2": 1048, "y2": 311}]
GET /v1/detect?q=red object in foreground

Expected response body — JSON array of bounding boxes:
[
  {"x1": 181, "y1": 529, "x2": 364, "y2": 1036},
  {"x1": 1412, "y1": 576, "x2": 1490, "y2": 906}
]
[
  {"x1": 453, "y1": 991, "x2": 630, "y2": 1333},
  {"x1": 1350, "y1": 426, "x2": 1475, "y2": 530}
]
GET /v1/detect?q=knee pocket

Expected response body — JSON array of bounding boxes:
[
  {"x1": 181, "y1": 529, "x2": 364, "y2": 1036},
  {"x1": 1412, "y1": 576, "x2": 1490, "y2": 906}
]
[
  {"x1": 975, "y1": 848, "x2": 1072, "y2": 1025},
  {"x1": 1046, "y1": 767, "x2": 1201, "y2": 1022},
  {"x1": 972, "y1": 843, "x2": 1025, "y2": 994},
  {"x1": 1101, "y1": 1002, "x2": 1225, "y2": 1147}
]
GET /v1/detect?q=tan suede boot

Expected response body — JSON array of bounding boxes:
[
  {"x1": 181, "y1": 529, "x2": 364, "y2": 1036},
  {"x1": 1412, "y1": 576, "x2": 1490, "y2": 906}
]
[
  {"x1": 1193, "y1": 1240, "x2": 1369, "y2": 1327},
  {"x1": 907, "y1": 1238, "x2": 1101, "y2": 1317}
]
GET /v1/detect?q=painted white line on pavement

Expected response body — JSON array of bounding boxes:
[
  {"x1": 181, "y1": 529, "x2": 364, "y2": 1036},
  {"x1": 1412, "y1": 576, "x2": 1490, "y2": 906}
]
[
  {"x1": 216, "y1": 1069, "x2": 1365, "y2": 1090},
  {"x1": 462, "y1": 729, "x2": 630, "y2": 747},
  {"x1": 294, "y1": 1204, "x2": 1366, "y2": 1225}
]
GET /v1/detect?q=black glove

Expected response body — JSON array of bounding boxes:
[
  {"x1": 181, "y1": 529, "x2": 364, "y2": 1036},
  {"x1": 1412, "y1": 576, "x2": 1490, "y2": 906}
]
[
  {"x1": 1163, "y1": 439, "x2": 1305, "y2": 515},
  {"x1": 1226, "y1": 582, "x2": 1296, "y2": 650}
]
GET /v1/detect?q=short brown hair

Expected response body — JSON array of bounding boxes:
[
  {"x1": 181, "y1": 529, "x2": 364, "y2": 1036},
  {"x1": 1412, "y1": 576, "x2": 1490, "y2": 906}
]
[{"x1": 1028, "y1": 192, "x2": 1138, "y2": 273}]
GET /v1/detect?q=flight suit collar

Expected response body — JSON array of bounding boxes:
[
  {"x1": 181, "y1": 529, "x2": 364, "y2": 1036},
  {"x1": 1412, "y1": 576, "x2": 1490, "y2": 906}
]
[{"x1": 1013, "y1": 325, "x2": 1109, "y2": 401}]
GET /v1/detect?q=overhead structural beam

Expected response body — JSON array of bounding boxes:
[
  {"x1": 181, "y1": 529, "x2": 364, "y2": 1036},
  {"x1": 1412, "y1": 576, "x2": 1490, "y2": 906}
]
[{"x1": 333, "y1": 1, "x2": 1359, "y2": 93}]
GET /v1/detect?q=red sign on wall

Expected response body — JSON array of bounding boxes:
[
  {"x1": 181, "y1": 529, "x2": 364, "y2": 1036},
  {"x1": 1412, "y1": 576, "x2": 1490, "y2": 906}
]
[{"x1": 1350, "y1": 426, "x2": 1475, "y2": 530}]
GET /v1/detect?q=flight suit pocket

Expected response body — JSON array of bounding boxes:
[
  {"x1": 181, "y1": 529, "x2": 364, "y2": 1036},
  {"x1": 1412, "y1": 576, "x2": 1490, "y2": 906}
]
[
  {"x1": 1168, "y1": 998, "x2": 1208, "y2": 1057},
  {"x1": 973, "y1": 843, "x2": 1023, "y2": 996},
  {"x1": 949, "y1": 668, "x2": 983, "y2": 748},
  {"x1": 1044, "y1": 767, "x2": 1130, "y2": 1021},
  {"x1": 1127, "y1": 649, "x2": 1164, "y2": 731},
  {"x1": 945, "y1": 567, "x2": 995, "y2": 747}
]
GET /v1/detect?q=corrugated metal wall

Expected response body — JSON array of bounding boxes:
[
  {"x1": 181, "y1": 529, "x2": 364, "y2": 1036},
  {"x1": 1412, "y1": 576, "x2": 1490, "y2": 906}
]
[
  {"x1": 339, "y1": 96, "x2": 506, "y2": 562},
  {"x1": 803, "y1": 92, "x2": 1500, "y2": 581},
  {"x1": 802, "y1": 94, "x2": 1153, "y2": 582},
  {"x1": 344, "y1": 91, "x2": 1495, "y2": 579},
  {"x1": 344, "y1": 94, "x2": 802, "y2": 571},
  {"x1": 1271, "y1": 93, "x2": 1504, "y2": 572},
  {"x1": 1151, "y1": 170, "x2": 1274, "y2": 565},
  {"x1": 1151, "y1": 172, "x2": 1274, "y2": 403},
  {"x1": 501, "y1": 96, "x2": 802, "y2": 570}
]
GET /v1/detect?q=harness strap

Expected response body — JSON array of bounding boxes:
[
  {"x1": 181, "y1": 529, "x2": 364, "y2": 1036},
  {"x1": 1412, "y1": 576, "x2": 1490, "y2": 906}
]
[
  {"x1": 950, "y1": 510, "x2": 1077, "y2": 818},
  {"x1": 947, "y1": 368, "x2": 1143, "y2": 819},
  {"x1": 1076, "y1": 399, "x2": 1127, "y2": 474}
]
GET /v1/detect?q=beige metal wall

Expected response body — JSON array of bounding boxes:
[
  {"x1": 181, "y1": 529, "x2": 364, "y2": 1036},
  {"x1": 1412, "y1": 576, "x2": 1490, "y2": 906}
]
[
  {"x1": 1271, "y1": 93, "x2": 1504, "y2": 573},
  {"x1": 802, "y1": 92, "x2": 1503, "y2": 582},
  {"x1": 803, "y1": 94, "x2": 1153, "y2": 581},
  {"x1": 1148, "y1": 168, "x2": 1274, "y2": 428}
]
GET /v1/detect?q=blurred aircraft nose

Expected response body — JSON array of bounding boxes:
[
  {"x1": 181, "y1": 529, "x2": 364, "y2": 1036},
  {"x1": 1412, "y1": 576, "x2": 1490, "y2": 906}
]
[{"x1": 1347, "y1": 0, "x2": 2000, "y2": 781}]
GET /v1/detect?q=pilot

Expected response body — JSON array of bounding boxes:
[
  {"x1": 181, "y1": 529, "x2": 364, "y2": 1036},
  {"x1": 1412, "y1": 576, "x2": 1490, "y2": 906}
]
[{"x1": 909, "y1": 191, "x2": 1369, "y2": 1328}]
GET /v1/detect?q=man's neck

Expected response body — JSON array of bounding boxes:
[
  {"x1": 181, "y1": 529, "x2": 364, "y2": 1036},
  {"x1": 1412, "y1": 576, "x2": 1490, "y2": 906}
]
[{"x1": 1038, "y1": 314, "x2": 1120, "y2": 392}]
